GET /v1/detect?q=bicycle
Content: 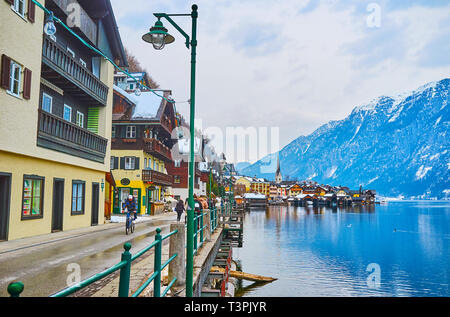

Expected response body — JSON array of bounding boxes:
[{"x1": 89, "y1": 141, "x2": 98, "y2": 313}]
[{"x1": 125, "y1": 208, "x2": 136, "y2": 235}]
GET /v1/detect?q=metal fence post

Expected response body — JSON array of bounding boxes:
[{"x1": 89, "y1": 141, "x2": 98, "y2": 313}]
[
  {"x1": 193, "y1": 214, "x2": 198, "y2": 252},
  {"x1": 118, "y1": 243, "x2": 132, "y2": 297},
  {"x1": 154, "y1": 228, "x2": 162, "y2": 297},
  {"x1": 204, "y1": 209, "x2": 211, "y2": 241},
  {"x1": 200, "y1": 211, "x2": 204, "y2": 244},
  {"x1": 7, "y1": 281, "x2": 24, "y2": 297}
]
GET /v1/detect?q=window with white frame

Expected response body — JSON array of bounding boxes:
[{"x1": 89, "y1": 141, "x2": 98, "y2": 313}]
[
  {"x1": 125, "y1": 157, "x2": 135, "y2": 170},
  {"x1": 126, "y1": 126, "x2": 136, "y2": 138},
  {"x1": 71, "y1": 181, "x2": 85, "y2": 214},
  {"x1": 8, "y1": 61, "x2": 22, "y2": 97},
  {"x1": 11, "y1": 0, "x2": 25, "y2": 18},
  {"x1": 174, "y1": 160, "x2": 181, "y2": 168},
  {"x1": 76, "y1": 111, "x2": 84, "y2": 128},
  {"x1": 41, "y1": 93, "x2": 52, "y2": 113},
  {"x1": 63, "y1": 105, "x2": 72, "y2": 122},
  {"x1": 79, "y1": 58, "x2": 87, "y2": 68}
]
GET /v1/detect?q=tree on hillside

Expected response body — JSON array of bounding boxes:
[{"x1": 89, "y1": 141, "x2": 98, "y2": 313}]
[{"x1": 124, "y1": 47, "x2": 159, "y2": 89}]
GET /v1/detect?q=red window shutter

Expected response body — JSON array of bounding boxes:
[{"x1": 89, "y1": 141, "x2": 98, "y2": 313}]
[
  {"x1": 23, "y1": 68, "x2": 32, "y2": 100},
  {"x1": 27, "y1": 0, "x2": 35, "y2": 23},
  {"x1": 1, "y1": 54, "x2": 11, "y2": 90}
]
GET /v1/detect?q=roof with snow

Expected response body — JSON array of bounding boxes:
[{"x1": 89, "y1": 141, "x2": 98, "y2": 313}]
[
  {"x1": 243, "y1": 193, "x2": 266, "y2": 199},
  {"x1": 113, "y1": 85, "x2": 173, "y2": 121}
]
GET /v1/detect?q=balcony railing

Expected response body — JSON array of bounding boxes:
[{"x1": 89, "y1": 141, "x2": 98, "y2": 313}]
[
  {"x1": 42, "y1": 37, "x2": 108, "y2": 105},
  {"x1": 142, "y1": 170, "x2": 173, "y2": 186},
  {"x1": 37, "y1": 109, "x2": 108, "y2": 162},
  {"x1": 144, "y1": 138, "x2": 172, "y2": 161}
]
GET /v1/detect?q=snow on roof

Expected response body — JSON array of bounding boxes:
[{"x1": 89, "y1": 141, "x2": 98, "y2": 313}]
[
  {"x1": 244, "y1": 193, "x2": 266, "y2": 199},
  {"x1": 131, "y1": 91, "x2": 165, "y2": 120},
  {"x1": 295, "y1": 194, "x2": 314, "y2": 199},
  {"x1": 113, "y1": 84, "x2": 138, "y2": 105}
]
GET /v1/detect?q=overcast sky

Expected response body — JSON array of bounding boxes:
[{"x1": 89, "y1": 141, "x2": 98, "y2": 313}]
[{"x1": 110, "y1": 0, "x2": 450, "y2": 163}]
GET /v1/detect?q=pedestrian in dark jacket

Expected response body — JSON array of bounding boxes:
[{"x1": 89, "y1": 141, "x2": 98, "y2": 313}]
[
  {"x1": 175, "y1": 199, "x2": 185, "y2": 222},
  {"x1": 123, "y1": 195, "x2": 137, "y2": 220}
]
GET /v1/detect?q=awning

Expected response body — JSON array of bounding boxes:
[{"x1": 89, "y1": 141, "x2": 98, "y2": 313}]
[{"x1": 106, "y1": 171, "x2": 116, "y2": 187}]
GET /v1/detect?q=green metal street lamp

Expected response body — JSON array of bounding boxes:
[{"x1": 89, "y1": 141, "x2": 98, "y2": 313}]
[
  {"x1": 142, "y1": 4, "x2": 198, "y2": 297},
  {"x1": 142, "y1": 19, "x2": 175, "y2": 50}
]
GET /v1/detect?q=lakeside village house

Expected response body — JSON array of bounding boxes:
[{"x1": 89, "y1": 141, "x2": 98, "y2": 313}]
[
  {"x1": 0, "y1": 0, "x2": 215, "y2": 241},
  {"x1": 233, "y1": 156, "x2": 377, "y2": 206},
  {"x1": 110, "y1": 76, "x2": 211, "y2": 216},
  {"x1": 0, "y1": 0, "x2": 128, "y2": 241}
]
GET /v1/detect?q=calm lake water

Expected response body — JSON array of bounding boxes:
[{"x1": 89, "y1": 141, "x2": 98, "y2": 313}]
[{"x1": 233, "y1": 201, "x2": 449, "y2": 297}]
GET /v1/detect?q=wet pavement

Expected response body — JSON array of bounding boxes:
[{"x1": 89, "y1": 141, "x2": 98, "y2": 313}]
[{"x1": 0, "y1": 214, "x2": 178, "y2": 297}]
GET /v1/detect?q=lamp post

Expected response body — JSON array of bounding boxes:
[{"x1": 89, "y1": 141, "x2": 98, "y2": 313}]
[{"x1": 142, "y1": 4, "x2": 198, "y2": 297}]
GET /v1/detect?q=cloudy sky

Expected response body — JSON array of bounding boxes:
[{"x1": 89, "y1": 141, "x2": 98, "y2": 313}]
[{"x1": 110, "y1": 0, "x2": 450, "y2": 163}]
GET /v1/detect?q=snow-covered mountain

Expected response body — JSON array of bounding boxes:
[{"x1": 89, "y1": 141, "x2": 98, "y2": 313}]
[
  {"x1": 234, "y1": 162, "x2": 251, "y2": 175},
  {"x1": 241, "y1": 79, "x2": 450, "y2": 199}
]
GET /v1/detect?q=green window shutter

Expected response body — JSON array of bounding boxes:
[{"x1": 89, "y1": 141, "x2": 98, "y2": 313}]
[{"x1": 87, "y1": 107, "x2": 99, "y2": 134}]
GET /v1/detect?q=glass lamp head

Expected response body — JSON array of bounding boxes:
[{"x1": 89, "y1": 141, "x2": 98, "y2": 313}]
[
  {"x1": 142, "y1": 20, "x2": 175, "y2": 50},
  {"x1": 44, "y1": 12, "x2": 57, "y2": 36}
]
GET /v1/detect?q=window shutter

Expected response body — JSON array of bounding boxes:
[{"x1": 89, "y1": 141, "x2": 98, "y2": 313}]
[
  {"x1": 114, "y1": 157, "x2": 119, "y2": 169},
  {"x1": 87, "y1": 107, "x2": 99, "y2": 133},
  {"x1": 1, "y1": 54, "x2": 11, "y2": 90},
  {"x1": 23, "y1": 68, "x2": 32, "y2": 100},
  {"x1": 27, "y1": 0, "x2": 35, "y2": 22},
  {"x1": 135, "y1": 157, "x2": 140, "y2": 170},
  {"x1": 120, "y1": 157, "x2": 125, "y2": 170},
  {"x1": 5, "y1": 0, "x2": 14, "y2": 5}
]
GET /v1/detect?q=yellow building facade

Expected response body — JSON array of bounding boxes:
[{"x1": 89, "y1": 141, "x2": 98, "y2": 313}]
[
  {"x1": 0, "y1": 0, "x2": 126, "y2": 240},
  {"x1": 250, "y1": 180, "x2": 270, "y2": 196},
  {"x1": 235, "y1": 177, "x2": 252, "y2": 192},
  {"x1": 110, "y1": 149, "x2": 168, "y2": 215}
]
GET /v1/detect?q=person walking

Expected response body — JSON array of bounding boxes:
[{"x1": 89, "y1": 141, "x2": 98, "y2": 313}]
[{"x1": 175, "y1": 199, "x2": 185, "y2": 222}]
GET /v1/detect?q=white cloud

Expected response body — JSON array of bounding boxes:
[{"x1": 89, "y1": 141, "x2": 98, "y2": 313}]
[{"x1": 110, "y1": 0, "x2": 450, "y2": 163}]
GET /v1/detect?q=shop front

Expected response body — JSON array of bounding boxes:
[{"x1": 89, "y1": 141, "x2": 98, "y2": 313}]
[
  {"x1": 144, "y1": 182, "x2": 165, "y2": 215},
  {"x1": 113, "y1": 178, "x2": 144, "y2": 215}
]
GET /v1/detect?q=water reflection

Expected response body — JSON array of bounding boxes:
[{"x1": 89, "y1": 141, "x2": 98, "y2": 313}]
[{"x1": 234, "y1": 202, "x2": 450, "y2": 297}]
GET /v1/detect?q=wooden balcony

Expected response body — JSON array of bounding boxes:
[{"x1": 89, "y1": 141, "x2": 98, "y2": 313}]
[
  {"x1": 41, "y1": 37, "x2": 108, "y2": 106},
  {"x1": 37, "y1": 109, "x2": 108, "y2": 163},
  {"x1": 143, "y1": 138, "x2": 172, "y2": 162},
  {"x1": 142, "y1": 169, "x2": 173, "y2": 186}
]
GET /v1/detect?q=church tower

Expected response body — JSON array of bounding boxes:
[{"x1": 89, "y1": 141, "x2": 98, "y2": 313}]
[{"x1": 275, "y1": 154, "x2": 282, "y2": 184}]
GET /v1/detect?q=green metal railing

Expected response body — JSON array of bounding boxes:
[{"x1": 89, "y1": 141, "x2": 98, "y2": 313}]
[
  {"x1": 7, "y1": 228, "x2": 178, "y2": 298},
  {"x1": 184, "y1": 206, "x2": 221, "y2": 256},
  {"x1": 210, "y1": 206, "x2": 218, "y2": 233}
]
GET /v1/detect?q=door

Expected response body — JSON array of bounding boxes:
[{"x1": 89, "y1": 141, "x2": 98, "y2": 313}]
[
  {"x1": 91, "y1": 183, "x2": 99, "y2": 226},
  {"x1": 52, "y1": 179, "x2": 64, "y2": 232},
  {"x1": 0, "y1": 173, "x2": 12, "y2": 241}
]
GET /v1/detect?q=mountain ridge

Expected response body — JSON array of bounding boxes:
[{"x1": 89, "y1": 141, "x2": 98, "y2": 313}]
[{"x1": 241, "y1": 78, "x2": 450, "y2": 199}]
